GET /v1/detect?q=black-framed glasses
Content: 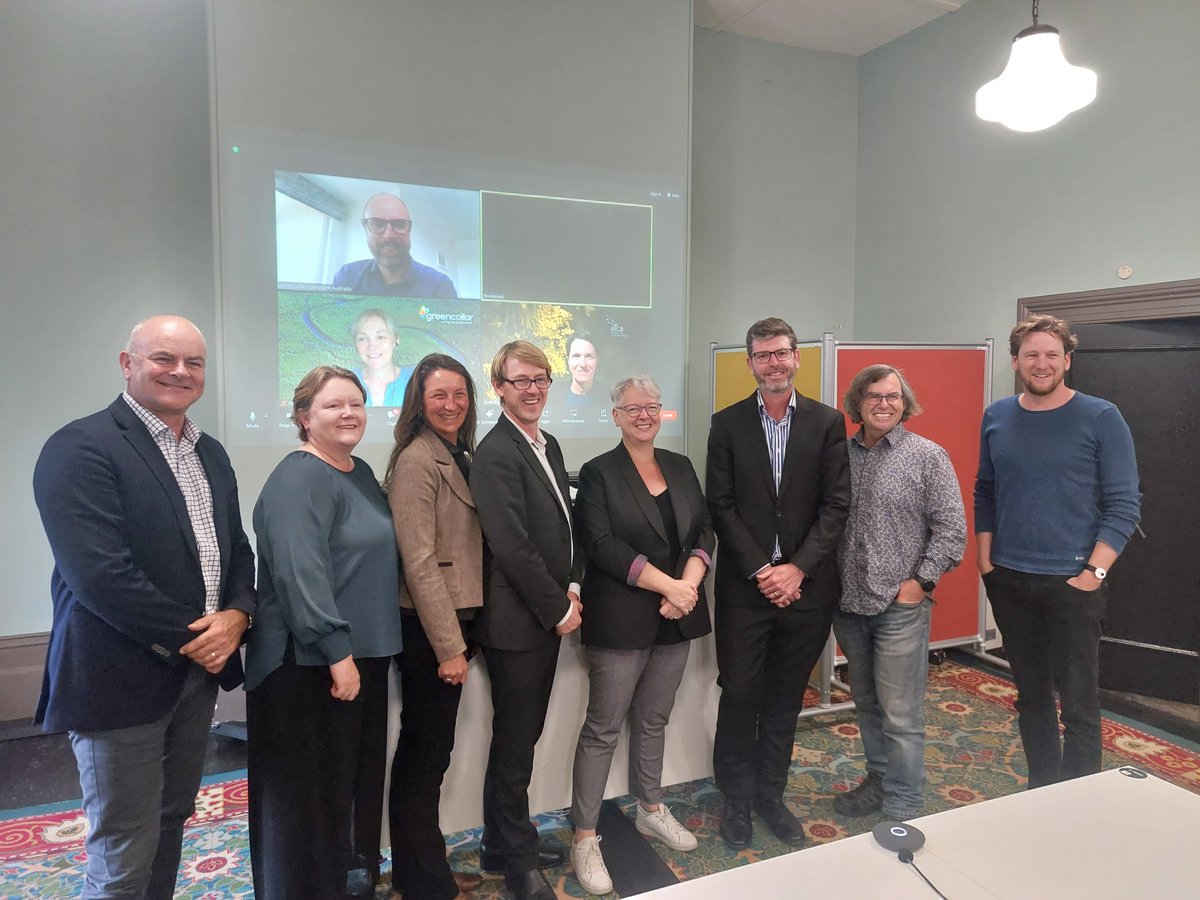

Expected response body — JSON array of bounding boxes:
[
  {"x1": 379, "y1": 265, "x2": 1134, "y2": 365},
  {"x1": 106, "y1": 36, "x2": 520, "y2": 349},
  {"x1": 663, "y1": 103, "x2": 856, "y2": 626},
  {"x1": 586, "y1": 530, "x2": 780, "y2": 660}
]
[
  {"x1": 502, "y1": 375, "x2": 553, "y2": 391},
  {"x1": 617, "y1": 403, "x2": 662, "y2": 417},
  {"x1": 750, "y1": 348, "x2": 796, "y2": 364},
  {"x1": 864, "y1": 391, "x2": 903, "y2": 405},
  {"x1": 362, "y1": 217, "x2": 412, "y2": 235}
]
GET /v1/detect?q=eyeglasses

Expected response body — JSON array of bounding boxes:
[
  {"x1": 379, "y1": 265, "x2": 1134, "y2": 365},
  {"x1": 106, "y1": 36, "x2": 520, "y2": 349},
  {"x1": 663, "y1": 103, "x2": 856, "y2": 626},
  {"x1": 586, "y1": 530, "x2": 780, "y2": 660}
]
[
  {"x1": 501, "y1": 375, "x2": 553, "y2": 391},
  {"x1": 750, "y1": 348, "x2": 796, "y2": 365},
  {"x1": 362, "y1": 217, "x2": 412, "y2": 235},
  {"x1": 617, "y1": 403, "x2": 662, "y2": 417},
  {"x1": 864, "y1": 392, "x2": 903, "y2": 405}
]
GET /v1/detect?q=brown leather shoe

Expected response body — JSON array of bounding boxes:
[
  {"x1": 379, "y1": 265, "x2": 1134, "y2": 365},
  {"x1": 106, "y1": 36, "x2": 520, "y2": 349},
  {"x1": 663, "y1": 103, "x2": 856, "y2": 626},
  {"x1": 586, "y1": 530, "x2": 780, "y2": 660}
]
[{"x1": 452, "y1": 871, "x2": 484, "y2": 893}]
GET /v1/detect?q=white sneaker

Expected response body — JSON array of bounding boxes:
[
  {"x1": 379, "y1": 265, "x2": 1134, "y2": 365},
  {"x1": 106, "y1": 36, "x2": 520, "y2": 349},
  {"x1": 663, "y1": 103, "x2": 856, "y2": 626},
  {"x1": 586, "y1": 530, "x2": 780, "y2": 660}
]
[
  {"x1": 571, "y1": 835, "x2": 613, "y2": 895},
  {"x1": 636, "y1": 802, "x2": 698, "y2": 851}
]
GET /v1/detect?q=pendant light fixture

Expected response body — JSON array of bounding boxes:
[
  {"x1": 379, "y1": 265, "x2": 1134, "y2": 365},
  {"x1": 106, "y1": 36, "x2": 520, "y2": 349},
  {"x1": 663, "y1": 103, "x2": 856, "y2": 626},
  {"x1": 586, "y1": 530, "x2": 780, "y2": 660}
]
[{"x1": 975, "y1": 0, "x2": 1097, "y2": 132}]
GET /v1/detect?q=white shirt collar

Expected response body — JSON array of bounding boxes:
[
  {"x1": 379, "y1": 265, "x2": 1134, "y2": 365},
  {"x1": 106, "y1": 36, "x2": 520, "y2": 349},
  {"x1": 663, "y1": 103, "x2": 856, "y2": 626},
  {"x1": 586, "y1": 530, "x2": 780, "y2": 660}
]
[{"x1": 502, "y1": 407, "x2": 544, "y2": 449}]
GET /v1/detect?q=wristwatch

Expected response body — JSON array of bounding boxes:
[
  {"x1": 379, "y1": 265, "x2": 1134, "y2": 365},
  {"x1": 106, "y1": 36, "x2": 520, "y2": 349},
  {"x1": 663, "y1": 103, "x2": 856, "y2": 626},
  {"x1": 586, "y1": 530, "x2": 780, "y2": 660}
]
[
  {"x1": 919, "y1": 578, "x2": 937, "y2": 593},
  {"x1": 1082, "y1": 563, "x2": 1107, "y2": 580}
]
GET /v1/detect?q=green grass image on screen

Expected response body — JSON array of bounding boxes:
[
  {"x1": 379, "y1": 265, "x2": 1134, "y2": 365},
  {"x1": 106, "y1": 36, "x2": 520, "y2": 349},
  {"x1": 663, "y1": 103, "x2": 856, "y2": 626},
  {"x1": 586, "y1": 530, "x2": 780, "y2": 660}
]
[{"x1": 276, "y1": 292, "x2": 482, "y2": 403}]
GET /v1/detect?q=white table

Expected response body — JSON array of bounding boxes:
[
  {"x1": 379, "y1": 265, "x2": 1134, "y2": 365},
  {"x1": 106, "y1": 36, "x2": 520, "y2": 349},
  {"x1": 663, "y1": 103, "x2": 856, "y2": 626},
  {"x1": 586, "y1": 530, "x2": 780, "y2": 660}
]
[{"x1": 637, "y1": 768, "x2": 1200, "y2": 898}]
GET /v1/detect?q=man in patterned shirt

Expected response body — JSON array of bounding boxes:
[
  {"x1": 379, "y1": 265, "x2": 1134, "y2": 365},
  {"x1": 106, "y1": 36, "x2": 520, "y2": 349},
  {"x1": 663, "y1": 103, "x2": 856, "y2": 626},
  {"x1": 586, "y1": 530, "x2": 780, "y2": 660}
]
[
  {"x1": 33, "y1": 316, "x2": 256, "y2": 898},
  {"x1": 832, "y1": 364, "x2": 966, "y2": 820}
]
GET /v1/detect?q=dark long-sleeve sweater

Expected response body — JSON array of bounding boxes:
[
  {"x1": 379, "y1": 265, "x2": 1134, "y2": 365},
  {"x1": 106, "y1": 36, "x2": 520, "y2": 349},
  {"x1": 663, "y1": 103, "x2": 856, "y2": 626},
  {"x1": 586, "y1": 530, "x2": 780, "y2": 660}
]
[
  {"x1": 245, "y1": 451, "x2": 403, "y2": 691},
  {"x1": 974, "y1": 392, "x2": 1141, "y2": 575}
]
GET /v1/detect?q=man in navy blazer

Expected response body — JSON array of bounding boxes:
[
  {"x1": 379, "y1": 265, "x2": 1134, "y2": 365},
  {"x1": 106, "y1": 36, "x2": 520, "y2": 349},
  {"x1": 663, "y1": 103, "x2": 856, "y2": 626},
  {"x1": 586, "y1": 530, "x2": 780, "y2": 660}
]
[
  {"x1": 471, "y1": 340, "x2": 582, "y2": 900},
  {"x1": 706, "y1": 317, "x2": 850, "y2": 850},
  {"x1": 33, "y1": 315, "x2": 256, "y2": 899}
]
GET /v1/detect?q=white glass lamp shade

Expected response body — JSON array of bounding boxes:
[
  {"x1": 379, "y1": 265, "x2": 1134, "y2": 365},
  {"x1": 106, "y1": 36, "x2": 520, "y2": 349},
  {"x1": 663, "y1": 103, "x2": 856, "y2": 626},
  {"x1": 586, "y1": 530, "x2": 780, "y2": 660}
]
[{"x1": 975, "y1": 26, "x2": 1097, "y2": 132}]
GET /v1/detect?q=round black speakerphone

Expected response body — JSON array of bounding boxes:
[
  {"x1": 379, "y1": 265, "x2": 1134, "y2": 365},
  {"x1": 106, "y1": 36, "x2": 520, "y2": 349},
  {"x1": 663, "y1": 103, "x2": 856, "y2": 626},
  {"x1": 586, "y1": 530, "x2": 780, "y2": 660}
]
[{"x1": 872, "y1": 821, "x2": 927, "y2": 854}]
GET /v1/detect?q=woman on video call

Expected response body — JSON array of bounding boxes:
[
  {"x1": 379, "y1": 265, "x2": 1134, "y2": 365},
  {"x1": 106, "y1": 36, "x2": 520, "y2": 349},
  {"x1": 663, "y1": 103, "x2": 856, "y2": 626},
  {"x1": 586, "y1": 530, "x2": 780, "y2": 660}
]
[{"x1": 352, "y1": 307, "x2": 413, "y2": 407}]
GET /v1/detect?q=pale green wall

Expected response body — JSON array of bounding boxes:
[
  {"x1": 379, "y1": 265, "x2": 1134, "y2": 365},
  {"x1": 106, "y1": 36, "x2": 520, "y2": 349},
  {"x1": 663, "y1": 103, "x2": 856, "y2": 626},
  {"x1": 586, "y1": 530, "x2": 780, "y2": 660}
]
[
  {"x1": 854, "y1": 0, "x2": 1200, "y2": 386},
  {"x1": 0, "y1": 0, "x2": 217, "y2": 637},
  {"x1": 687, "y1": 28, "x2": 858, "y2": 461}
]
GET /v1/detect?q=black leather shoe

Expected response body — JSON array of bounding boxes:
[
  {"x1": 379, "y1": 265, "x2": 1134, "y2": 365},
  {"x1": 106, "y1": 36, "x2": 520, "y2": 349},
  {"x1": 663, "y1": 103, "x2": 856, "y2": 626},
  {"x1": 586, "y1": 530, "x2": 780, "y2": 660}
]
[
  {"x1": 719, "y1": 797, "x2": 753, "y2": 849},
  {"x1": 753, "y1": 798, "x2": 807, "y2": 847},
  {"x1": 833, "y1": 772, "x2": 885, "y2": 817},
  {"x1": 479, "y1": 843, "x2": 566, "y2": 874},
  {"x1": 504, "y1": 868, "x2": 556, "y2": 900},
  {"x1": 345, "y1": 866, "x2": 375, "y2": 898}
]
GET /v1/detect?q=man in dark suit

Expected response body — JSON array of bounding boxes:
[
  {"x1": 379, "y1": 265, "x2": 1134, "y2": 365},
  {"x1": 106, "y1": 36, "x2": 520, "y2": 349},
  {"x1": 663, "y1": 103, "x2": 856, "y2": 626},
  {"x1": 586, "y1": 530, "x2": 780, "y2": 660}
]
[
  {"x1": 706, "y1": 317, "x2": 850, "y2": 849},
  {"x1": 471, "y1": 340, "x2": 583, "y2": 900},
  {"x1": 33, "y1": 315, "x2": 256, "y2": 899}
]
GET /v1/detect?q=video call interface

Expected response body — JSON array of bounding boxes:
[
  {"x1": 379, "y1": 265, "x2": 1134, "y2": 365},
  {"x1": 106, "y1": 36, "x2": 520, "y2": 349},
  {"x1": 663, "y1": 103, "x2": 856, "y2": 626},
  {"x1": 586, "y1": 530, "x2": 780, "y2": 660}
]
[{"x1": 265, "y1": 170, "x2": 683, "y2": 447}]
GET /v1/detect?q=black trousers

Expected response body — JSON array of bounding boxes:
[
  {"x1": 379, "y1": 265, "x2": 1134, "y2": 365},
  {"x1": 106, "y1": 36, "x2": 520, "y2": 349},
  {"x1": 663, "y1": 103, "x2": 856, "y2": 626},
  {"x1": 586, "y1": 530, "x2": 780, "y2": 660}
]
[
  {"x1": 712, "y1": 601, "x2": 833, "y2": 801},
  {"x1": 247, "y1": 652, "x2": 390, "y2": 900},
  {"x1": 480, "y1": 641, "x2": 561, "y2": 875},
  {"x1": 983, "y1": 565, "x2": 1106, "y2": 789},
  {"x1": 389, "y1": 615, "x2": 468, "y2": 900}
]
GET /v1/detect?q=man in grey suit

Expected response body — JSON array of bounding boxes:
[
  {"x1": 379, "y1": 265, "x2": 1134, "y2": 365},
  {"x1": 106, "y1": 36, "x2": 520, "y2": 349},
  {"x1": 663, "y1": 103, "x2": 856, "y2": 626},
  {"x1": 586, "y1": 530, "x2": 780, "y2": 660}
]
[{"x1": 471, "y1": 340, "x2": 583, "y2": 900}]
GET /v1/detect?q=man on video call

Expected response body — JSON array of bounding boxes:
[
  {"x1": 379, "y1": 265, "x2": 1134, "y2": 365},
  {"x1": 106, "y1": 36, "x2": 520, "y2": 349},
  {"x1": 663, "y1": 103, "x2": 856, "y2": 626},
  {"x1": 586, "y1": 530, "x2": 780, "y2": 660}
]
[{"x1": 332, "y1": 192, "x2": 458, "y2": 298}]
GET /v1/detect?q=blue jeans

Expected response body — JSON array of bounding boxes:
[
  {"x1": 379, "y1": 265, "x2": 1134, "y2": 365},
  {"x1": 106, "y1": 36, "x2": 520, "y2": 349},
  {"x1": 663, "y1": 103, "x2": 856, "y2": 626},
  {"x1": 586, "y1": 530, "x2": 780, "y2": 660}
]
[
  {"x1": 70, "y1": 666, "x2": 217, "y2": 899},
  {"x1": 983, "y1": 565, "x2": 1106, "y2": 789},
  {"x1": 833, "y1": 599, "x2": 931, "y2": 818}
]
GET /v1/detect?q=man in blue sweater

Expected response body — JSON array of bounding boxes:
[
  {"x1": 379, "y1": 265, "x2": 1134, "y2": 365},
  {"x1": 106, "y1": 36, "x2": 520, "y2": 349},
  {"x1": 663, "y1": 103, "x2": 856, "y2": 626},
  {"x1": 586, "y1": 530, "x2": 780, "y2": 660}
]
[{"x1": 974, "y1": 314, "x2": 1141, "y2": 789}]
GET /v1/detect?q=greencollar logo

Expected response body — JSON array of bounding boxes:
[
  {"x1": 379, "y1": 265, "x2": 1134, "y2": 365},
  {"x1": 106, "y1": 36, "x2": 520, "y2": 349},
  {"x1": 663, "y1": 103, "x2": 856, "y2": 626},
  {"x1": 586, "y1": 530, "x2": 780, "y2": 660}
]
[{"x1": 418, "y1": 305, "x2": 474, "y2": 325}]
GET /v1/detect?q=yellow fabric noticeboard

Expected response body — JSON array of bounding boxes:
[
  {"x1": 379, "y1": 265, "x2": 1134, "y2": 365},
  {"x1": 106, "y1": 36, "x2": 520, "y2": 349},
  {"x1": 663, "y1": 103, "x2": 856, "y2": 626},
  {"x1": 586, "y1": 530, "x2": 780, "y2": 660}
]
[{"x1": 711, "y1": 344, "x2": 823, "y2": 413}]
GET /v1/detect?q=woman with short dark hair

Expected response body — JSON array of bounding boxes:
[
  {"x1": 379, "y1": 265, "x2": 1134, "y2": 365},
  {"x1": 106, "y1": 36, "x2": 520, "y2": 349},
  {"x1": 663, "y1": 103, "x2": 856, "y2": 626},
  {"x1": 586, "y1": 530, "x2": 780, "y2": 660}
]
[{"x1": 246, "y1": 365, "x2": 404, "y2": 900}]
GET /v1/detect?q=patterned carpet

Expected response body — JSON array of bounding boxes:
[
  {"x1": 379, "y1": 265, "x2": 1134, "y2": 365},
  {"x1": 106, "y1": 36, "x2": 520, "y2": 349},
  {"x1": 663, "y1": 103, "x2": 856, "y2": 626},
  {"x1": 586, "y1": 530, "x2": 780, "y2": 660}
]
[{"x1": 3, "y1": 659, "x2": 1198, "y2": 898}]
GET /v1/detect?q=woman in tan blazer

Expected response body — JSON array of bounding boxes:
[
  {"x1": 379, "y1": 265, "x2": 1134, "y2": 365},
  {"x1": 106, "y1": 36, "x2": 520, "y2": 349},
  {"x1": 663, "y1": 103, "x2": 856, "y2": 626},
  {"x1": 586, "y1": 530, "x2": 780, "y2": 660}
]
[{"x1": 384, "y1": 353, "x2": 484, "y2": 900}]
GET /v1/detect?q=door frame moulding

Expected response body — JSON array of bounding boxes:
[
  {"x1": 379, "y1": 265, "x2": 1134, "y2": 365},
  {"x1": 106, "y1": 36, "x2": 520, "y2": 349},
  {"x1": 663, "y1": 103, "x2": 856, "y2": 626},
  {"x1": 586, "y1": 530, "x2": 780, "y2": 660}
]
[{"x1": 1018, "y1": 278, "x2": 1200, "y2": 324}]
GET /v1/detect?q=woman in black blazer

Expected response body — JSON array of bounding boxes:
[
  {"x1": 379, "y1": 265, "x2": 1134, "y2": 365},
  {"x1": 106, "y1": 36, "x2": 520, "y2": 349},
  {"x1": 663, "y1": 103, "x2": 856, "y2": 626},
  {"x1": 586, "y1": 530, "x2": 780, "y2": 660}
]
[{"x1": 568, "y1": 375, "x2": 714, "y2": 896}]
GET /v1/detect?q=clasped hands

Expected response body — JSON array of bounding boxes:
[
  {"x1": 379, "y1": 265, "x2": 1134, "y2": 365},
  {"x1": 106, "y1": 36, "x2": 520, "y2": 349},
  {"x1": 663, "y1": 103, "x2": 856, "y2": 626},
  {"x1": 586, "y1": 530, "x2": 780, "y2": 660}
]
[
  {"x1": 179, "y1": 609, "x2": 250, "y2": 674},
  {"x1": 658, "y1": 579, "x2": 698, "y2": 620},
  {"x1": 756, "y1": 563, "x2": 804, "y2": 608},
  {"x1": 556, "y1": 591, "x2": 584, "y2": 635}
]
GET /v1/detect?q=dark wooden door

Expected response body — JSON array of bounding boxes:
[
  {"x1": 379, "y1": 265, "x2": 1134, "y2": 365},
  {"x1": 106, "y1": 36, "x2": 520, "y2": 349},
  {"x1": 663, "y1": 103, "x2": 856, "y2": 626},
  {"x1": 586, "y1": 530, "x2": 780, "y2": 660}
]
[{"x1": 1068, "y1": 318, "x2": 1200, "y2": 705}]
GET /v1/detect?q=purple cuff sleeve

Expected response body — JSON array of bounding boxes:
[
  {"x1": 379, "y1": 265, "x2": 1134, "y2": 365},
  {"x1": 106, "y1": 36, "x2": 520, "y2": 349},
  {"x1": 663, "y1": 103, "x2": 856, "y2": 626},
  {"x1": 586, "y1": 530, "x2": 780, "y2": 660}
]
[
  {"x1": 690, "y1": 548, "x2": 712, "y2": 568},
  {"x1": 626, "y1": 554, "x2": 649, "y2": 587}
]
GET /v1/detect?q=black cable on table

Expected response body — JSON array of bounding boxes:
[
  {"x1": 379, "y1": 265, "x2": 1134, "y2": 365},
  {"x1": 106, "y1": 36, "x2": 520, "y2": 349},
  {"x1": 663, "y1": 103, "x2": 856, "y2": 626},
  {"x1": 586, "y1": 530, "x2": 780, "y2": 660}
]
[{"x1": 899, "y1": 850, "x2": 950, "y2": 899}]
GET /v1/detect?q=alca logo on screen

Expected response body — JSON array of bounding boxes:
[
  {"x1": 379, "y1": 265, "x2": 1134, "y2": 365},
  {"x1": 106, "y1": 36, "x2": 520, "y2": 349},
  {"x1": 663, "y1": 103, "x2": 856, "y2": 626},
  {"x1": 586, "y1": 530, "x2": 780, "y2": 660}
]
[{"x1": 418, "y1": 305, "x2": 474, "y2": 325}]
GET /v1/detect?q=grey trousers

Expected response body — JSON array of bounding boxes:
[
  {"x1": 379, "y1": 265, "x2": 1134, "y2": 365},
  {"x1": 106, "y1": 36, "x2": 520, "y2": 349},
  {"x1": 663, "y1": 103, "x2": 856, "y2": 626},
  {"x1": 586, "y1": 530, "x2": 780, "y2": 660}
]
[
  {"x1": 71, "y1": 666, "x2": 217, "y2": 899},
  {"x1": 570, "y1": 642, "x2": 690, "y2": 829}
]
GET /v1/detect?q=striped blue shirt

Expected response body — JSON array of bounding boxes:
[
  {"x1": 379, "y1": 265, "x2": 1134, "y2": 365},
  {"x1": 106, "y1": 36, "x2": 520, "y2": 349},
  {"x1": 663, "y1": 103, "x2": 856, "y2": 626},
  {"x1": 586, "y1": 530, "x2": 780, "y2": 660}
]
[{"x1": 757, "y1": 389, "x2": 796, "y2": 561}]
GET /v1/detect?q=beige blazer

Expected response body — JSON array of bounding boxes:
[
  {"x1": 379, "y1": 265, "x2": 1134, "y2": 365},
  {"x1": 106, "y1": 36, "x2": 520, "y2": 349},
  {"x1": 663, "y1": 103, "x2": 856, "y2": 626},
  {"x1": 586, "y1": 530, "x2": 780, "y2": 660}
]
[{"x1": 388, "y1": 429, "x2": 484, "y2": 662}]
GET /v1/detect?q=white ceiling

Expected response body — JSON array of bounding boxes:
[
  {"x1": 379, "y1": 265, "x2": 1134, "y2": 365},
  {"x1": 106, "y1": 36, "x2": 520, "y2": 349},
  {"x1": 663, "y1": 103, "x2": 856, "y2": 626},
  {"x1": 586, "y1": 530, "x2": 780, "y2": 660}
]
[{"x1": 695, "y1": 0, "x2": 966, "y2": 57}]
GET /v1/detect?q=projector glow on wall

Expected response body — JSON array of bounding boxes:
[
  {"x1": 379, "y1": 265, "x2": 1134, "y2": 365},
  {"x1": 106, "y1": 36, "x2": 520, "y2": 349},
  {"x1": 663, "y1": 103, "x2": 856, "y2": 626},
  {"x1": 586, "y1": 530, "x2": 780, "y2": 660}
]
[{"x1": 975, "y1": 0, "x2": 1097, "y2": 133}]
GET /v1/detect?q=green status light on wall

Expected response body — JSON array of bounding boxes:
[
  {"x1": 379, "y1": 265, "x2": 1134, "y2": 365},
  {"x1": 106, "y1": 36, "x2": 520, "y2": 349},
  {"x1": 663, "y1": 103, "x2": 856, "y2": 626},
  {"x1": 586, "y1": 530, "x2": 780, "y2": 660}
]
[{"x1": 231, "y1": 145, "x2": 240, "y2": 153}]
